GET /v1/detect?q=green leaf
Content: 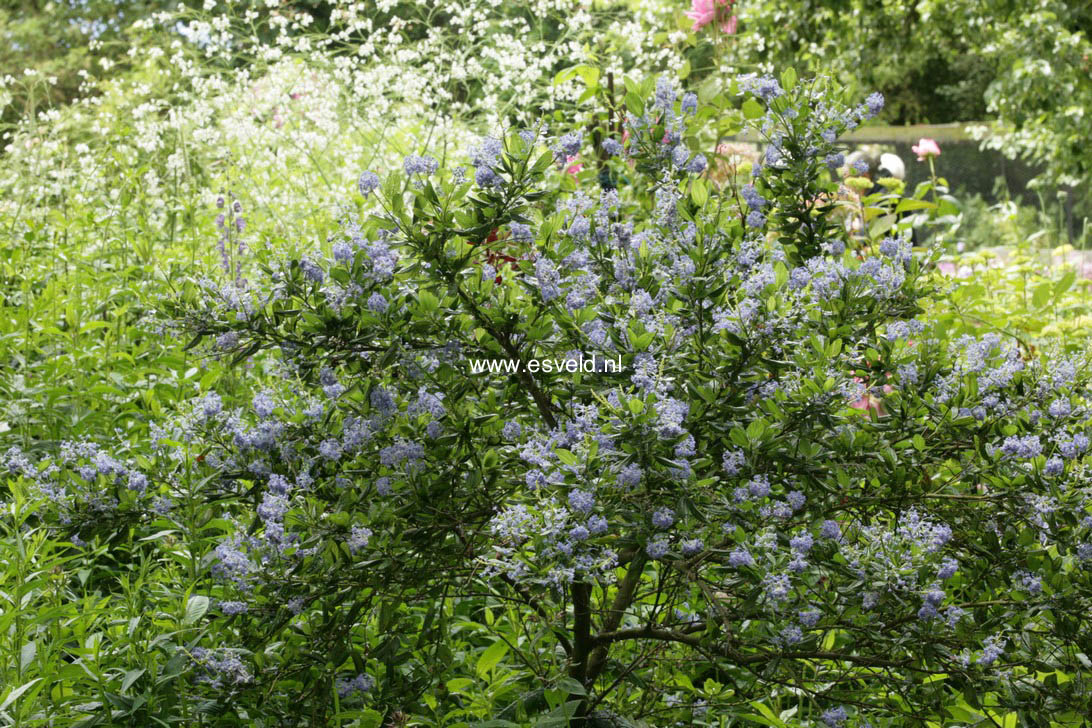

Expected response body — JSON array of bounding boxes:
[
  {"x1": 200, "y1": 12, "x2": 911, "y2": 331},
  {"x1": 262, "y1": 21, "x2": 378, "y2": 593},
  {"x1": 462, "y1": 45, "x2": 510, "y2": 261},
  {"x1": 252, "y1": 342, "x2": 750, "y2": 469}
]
[
  {"x1": 418, "y1": 290, "x2": 440, "y2": 313},
  {"x1": 553, "y1": 67, "x2": 577, "y2": 86},
  {"x1": 691, "y1": 178, "x2": 708, "y2": 207},
  {"x1": 1054, "y1": 269, "x2": 1076, "y2": 297},
  {"x1": 742, "y1": 99, "x2": 765, "y2": 119},
  {"x1": 748, "y1": 701, "x2": 787, "y2": 728},
  {"x1": 573, "y1": 65, "x2": 599, "y2": 88},
  {"x1": 20, "y1": 641, "x2": 36, "y2": 672},
  {"x1": 0, "y1": 678, "x2": 42, "y2": 712},
  {"x1": 121, "y1": 668, "x2": 146, "y2": 693},
  {"x1": 476, "y1": 639, "x2": 509, "y2": 677},
  {"x1": 1032, "y1": 282, "x2": 1051, "y2": 309},
  {"x1": 780, "y1": 67, "x2": 797, "y2": 91},
  {"x1": 447, "y1": 678, "x2": 473, "y2": 692},
  {"x1": 555, "y1": 448, "x2": 578, "y2": 466},
  {"x1": 554, "y1": 677, "x2": 586, "y2": 696},
  {"x1": 869, "y1": 213, "x2": 896, "y2": 238},
  {"x1": 358, "y1": 709, "x2": 384, "y2": 728},
  {"x1": 183, "y1": 595, "x2": 209, "y2": 626},
  {"x1": 895, "y1": 198, "x2": 936, "y2": 213}
]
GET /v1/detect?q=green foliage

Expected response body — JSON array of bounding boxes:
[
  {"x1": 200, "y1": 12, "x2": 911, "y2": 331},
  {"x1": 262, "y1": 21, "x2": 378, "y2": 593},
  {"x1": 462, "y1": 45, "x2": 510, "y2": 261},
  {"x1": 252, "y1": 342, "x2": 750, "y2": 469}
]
[
  {"x1": 708, "y1": 0, "x2": 1092, "y2": 185},
  {"x1": 2, "y1": 2, "x2": 1092, "y2": 727}
]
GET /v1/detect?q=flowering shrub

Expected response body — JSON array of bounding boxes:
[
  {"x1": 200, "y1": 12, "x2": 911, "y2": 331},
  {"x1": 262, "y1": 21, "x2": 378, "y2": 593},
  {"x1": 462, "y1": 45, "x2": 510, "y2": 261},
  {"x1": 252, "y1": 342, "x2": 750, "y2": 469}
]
[{"x1": 13, "y1": 72, "x2": 1092, "y2": 726}]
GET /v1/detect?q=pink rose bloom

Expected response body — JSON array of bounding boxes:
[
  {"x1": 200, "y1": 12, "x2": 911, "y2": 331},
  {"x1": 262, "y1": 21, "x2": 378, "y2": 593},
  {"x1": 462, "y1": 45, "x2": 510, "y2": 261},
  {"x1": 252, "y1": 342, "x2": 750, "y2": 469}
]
[
  {"x1": 565, "y1": 155, "x2": 582, "y2": 177},
  {"x1": 912, "y1": 138, "x2": 941, "y2": 161},
  {"x1": 687, "y1": 0, "x2": 733, "y2": 31},
  {"x1": 686, "y1": 0, "x2": 717, "y2": 29}
]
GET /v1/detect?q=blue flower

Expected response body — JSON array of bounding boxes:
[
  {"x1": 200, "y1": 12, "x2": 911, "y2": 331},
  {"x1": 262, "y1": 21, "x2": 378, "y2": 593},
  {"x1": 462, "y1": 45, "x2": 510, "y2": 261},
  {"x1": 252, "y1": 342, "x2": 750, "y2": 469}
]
[
  {"x1": 502, "y1": 421, "x2": 522, "y2": 440},
  {"x1": 219, "y1": 600, "x2": 249, "y2": 615},
  {"x1": 819, "y1": 520, "x2": 841, "y2": 540},
  {"x1": 799, "y1": 608, "x2": 821, "y2": 627},
  {"x1": 333, "y1": 240, "x2": 353, "y2": 263},
  {"x1": 202, "y1": 392, "x2": 223, "y2": 418},
  {"x1": 510, "y1": 222, "x2": 534, "y2": 243},
  {"x1": 300, "y1": 257, "x2": 325, "y2": 283},
  {"x1": 1015, "y1": 570, "x2": 1042, "y2": 595},
  {"x1": 602, "y1": 138, "x2": 623, "y2": 157},
  {"x1": 617, "y1": 463, "x2": 643, "y2": 488},
  {"x1": 357, "y1": 171, "x2": 380, "y2": 198},
  {"x1": 729, "y1": 547, "x2": 755, "y2": 567},
  {"x1": 740, "y1": 74, "x2": 783, "y2": 101},
  {"x1": 535, "y1": 257, "x2": 561, "y2": 302},
  {"x1": 212, "y1": 536, "x2": 254, "y2": 586},
  {"x1": 367, "y1": 292, "x2": 388, "y2": 313},
  {"x1": 938, "y1": 558, "x2": 959, "y2": 579},
  {"x1": 336, "y1": 673, "x2": 375, "y2": 697},
  {"x1": 672, "y1": 145, "x2": 690, "y2": 168},
  {"x1": 556, "y1": 130, "x2": 583, "y2": 158},
  {"x1": 821, "y1": 706, "x2": 848, "y2": 727},
  {"x1": 403, "y1": 155, "x2": 438, "y2": 176},
  {"x1": 654, "y1": 76, "x2": 677, "y2": 110},
  {"x1": 747, "y1": 474, "x2": 771, "y2": 498},
  {"x1": 786, "y1": 491, "x2": 806, "y2": 511},
  {"x1": 824, "y1": 152, "x2": 844, "y2": 171},
  {"x1": 1048, "y1": 398, "x2": 1072, "y2": 418},
  {"x1": 681, "y1": 538, "x2": 703, "y2": 556},
  {"x1": 646, "y1": 538, "x2": 670, "y2": 560},
  {"x1": 253, "y1": 391, "x2": 275, "y2": 418},
  {"x1": 779, "y1": 624, "x2": 803, "y2": 645},
  {"x1": 319, "y1": 439, "x2": 343, "y2": 461},
  {"x1": 789, "y1": 531, "x2": 814, "y2": 554},
  {"x1": 126, "y1": 471, "x2": 148, "y2": 493},
  {"x1": 722, "y1": 448, "x2": 745, "y2": 476},
  {"x1": 865, "y1": 92, "x2": 885, "y2": 118},
  {"x1": 681, "y1": 92, "x2": 698, "y2": 115},
  {"x1": 652, "y1": 507, "x2": 675, "y2": 530},
  {"x1": 568, "y1": 215, "x2": 591, "y2": 241},
  {"x1": 1000, "y1": 434, "x2": 1042, "y2": 459},
  {"x1": 568, "y1": 489, "x2": 595, "y2": 514},
  {"x1": 977, "y1": 635, "x2": 1005, "y2": 666},
  {"x1": 587, "y1": 515, "x2": 608, "y2": 535},
  {"x1": 764, "y1": 573, "x2": 791, "y2": 603}
]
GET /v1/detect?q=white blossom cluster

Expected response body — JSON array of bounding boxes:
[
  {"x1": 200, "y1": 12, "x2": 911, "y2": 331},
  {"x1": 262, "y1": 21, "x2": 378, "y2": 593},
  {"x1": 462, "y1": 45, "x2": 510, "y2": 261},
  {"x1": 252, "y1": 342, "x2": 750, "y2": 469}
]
[{"x1": 0, "y1": 0, "x2": 681, "y2": 266}]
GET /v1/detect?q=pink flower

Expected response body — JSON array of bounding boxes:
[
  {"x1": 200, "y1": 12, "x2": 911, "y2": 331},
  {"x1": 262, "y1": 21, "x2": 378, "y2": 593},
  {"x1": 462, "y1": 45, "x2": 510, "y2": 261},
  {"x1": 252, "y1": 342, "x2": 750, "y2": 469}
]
[
  {"x1": 687, "y1": 0, "x2": 734, "y2": 31},
  {"x1": 685, "y1": 0, "x2": 717, "y2": 29},
  {"x1": 565, "y1": 155, "x2": 582, "y2": 177},
  {"x1": 849, "y1": 376, "x2": 887, "y2": 416},
  {"x1": 912, "y1": 138, "x2": 941, "y2": 161}
]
